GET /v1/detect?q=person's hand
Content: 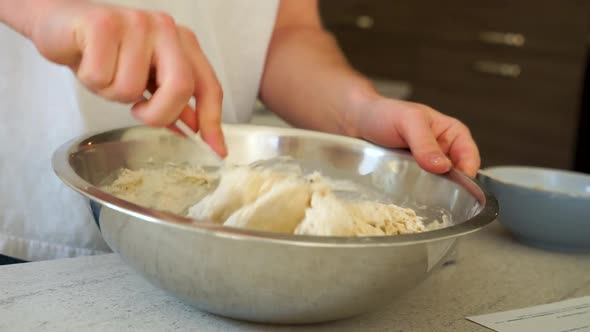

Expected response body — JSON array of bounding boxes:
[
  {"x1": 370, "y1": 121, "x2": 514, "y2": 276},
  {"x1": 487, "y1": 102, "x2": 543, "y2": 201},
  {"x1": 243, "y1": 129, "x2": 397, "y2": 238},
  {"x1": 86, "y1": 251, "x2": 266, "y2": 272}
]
[
  {"x1": 353, "y1": 97, "x2": 480, "y2": 177},
  {"x1": 29, "y1": 0, "x2": 226, "y2": 156}
]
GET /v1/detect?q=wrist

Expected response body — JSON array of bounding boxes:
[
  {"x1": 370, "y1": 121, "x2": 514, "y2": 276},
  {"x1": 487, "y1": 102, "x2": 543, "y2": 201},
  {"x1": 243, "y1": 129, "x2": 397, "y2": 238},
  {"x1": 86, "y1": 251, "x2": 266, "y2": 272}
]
[
  {"x1": 340, "y1": 77, "x2": 381, "y2": 139},
  {"x1": 0, "y1": 0, "x2": 57, "y2": 38}
]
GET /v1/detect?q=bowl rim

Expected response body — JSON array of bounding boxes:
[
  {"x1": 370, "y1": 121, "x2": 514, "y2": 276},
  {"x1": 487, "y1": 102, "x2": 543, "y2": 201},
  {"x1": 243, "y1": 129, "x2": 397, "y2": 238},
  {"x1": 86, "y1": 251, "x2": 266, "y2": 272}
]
[
  {"x1": 479, "y1": 166, "x2": 590, "y2": 200},
  {"x1": 52, "y1": 125, "x2": 499, "y2": 248}
]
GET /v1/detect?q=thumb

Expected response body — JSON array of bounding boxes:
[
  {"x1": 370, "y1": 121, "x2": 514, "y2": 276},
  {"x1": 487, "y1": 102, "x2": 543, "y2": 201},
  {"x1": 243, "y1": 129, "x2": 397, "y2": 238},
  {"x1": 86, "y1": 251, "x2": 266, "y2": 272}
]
[{"x1": 397, "y1": 111, "x2": 452, "y2": 174}]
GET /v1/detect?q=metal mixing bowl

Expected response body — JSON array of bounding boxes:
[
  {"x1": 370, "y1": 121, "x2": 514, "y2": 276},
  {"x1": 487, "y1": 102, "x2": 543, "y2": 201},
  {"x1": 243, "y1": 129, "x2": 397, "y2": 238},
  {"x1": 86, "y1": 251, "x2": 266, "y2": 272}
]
[{"x1": 52, "y1": 125, "x2": 498, "y2": 324}]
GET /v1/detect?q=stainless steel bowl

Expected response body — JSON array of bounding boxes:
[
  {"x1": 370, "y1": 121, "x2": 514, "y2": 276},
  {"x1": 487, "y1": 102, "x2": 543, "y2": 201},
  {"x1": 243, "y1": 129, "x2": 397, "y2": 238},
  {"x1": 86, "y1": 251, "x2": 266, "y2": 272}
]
[{"x1": 52, "y1": 125, "x2": 498, "y2": 324}]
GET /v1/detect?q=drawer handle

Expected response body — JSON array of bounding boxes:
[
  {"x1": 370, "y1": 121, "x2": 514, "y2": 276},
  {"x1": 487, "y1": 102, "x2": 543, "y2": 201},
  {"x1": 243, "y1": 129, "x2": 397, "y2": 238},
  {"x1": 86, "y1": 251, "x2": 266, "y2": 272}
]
[
  {"x1": 478, "y1": 31, "x2": 525, "y2": 47},
  {"x1": 473, "y1": 61, "x2": 521, "y2": 78},
  {"x1": 355, "y1": 15, "x2": 374, "y2": 29}
]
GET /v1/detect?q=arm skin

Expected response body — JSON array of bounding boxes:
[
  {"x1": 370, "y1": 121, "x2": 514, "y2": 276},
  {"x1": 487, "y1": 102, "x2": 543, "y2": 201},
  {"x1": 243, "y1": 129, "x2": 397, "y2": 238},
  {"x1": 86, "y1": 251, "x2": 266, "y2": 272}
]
[{"x1": 260, "y1": 0, "x2": 480, "y2": 176}]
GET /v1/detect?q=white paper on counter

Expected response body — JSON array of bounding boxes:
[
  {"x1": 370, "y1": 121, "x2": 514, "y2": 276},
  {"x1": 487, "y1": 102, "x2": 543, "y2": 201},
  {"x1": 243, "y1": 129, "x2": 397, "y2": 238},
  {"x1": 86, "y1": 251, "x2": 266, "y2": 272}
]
[{"x1": 466, "y1": 296, "x2": 590, "y2": 332}]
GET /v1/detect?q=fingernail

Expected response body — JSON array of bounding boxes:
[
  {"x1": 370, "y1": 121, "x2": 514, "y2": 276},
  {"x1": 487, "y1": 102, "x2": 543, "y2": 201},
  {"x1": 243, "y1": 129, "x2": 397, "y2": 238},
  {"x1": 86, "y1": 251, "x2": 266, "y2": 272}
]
[
  {"x1": 217, "y1": 141, "x2": 228, "y2": 158},
  {"x1": 210, "y1": 133, "x2": 226, "y2": 157},
  {"x1": 430, "y1": 154, "x2": 452, "y2": 168}
]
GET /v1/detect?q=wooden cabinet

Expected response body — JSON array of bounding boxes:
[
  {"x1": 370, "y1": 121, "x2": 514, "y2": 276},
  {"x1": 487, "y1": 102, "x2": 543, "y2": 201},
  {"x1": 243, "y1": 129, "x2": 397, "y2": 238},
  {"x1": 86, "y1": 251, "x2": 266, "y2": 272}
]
[
  {"x1": 319, "y1": 0, "x2": 418, "y2": 80},
  {"x1": 415, "y1": 0, "x2": 588, "y2": 57},
  {"x1": 319, "y1": 0, "x2": 589, "y2": 170}
]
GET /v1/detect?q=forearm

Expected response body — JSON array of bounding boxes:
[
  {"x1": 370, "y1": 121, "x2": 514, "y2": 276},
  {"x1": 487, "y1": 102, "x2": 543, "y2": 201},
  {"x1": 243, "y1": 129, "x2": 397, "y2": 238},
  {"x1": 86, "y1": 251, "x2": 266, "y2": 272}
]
[
  {"x1": 0, "y1": 0, "x2": 54, "y2": 38},
  {"x1": 259, "y1": 26, "x2": 379, "y2": 137}
]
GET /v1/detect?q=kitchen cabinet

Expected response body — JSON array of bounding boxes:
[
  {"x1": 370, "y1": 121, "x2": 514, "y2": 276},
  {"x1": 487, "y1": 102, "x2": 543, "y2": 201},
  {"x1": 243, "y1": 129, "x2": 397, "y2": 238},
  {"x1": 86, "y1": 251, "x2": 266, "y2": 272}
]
[
  {"x1": 320, "y1": 0, "x2": 590, "y2": 170},
  {"x1": 319, "y1": 0, "x2": 419, "y2": 81}
]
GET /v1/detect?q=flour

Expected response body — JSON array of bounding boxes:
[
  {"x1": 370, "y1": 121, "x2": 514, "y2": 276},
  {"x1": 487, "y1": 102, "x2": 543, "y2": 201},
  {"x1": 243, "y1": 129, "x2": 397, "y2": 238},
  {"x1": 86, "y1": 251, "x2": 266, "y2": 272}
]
[{"x1": 102, "y1": 163, "x2": 216, "y2": 215}]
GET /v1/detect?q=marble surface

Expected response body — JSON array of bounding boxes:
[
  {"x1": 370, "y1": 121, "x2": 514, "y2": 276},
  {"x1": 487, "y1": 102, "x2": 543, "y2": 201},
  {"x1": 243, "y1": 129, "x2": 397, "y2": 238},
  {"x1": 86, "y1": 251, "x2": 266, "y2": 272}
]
[{"x1": 0, "y1": 221, "x2": 589, "y2": 331}]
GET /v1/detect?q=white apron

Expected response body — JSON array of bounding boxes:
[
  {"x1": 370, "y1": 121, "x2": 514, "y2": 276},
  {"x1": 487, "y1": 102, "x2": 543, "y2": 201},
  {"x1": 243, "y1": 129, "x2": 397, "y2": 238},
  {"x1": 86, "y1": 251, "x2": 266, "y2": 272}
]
[{"x1": 0, "y1": 0, "x2": 279, "y2": 261}]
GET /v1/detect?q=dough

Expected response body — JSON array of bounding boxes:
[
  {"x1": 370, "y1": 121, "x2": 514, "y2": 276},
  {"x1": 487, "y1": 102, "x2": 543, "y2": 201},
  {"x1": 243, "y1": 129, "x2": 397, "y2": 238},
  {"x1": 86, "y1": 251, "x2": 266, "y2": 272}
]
[
  {"x1": 106, "y1": 158, "x2": 428, "y2": 237},
  {"x1": 187, "y1": 165, "x2": 302, "y2": 223},
  {"x1": 295, "y1": 190, "x2": 425, "y2": 236},
  {"x1": 223, "y1": 177, "x2": 310, "y2": 233},
  {"x1": 188, "y1": 163, "x2": 425, "y2": 236}
]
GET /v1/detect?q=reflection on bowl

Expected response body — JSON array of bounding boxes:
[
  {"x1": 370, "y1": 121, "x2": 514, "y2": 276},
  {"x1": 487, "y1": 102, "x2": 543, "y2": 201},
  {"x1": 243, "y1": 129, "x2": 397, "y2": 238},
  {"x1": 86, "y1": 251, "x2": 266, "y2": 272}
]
[{"x1": 478, "y1": 166, "x2": 590, "y2": 252}]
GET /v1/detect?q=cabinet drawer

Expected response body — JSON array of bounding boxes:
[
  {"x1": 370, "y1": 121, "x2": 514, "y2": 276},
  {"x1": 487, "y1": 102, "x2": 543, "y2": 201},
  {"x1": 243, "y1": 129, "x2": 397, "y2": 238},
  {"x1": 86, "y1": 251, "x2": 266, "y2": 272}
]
[
  {"x1": 320, "y1": 0, "x2": 414, "y2": 33},
  {"x1": 410, "y1": 86, "x2": 577, "y2": 168},
  {"x1": 320, "y1": 0, "x2": 419, "y2": 80},
  {"x1": 411, "y1": 86, "x2": 579, "y2": 145},
  {"x1": 413, "y1": 45, "x2": 584, "y2": 110},
  {"x1": 415, "y1": 0, "x2": 589, "y2": 57},
  {"x1": 329, "y1": 28, "x2": 418, "y2": 80}
]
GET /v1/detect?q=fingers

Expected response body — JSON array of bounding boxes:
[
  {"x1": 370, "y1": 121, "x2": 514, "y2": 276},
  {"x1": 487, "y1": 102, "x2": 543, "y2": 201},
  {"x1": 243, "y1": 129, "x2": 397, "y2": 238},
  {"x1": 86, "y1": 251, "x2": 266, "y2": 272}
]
[
  {"x1": 135, "y1": 22, "x2": 226, "y2": 157},
  {"x1": 177, "y1": 105, "x2": 199, "y2": 131},
  {"x1": 99, "y1": 11, "x2": 151, "y2": 103},
  {"x1": 430, "y1": 112, "x2": 481, "y2": 177},
  {"x1": 177, "y1": 27, "x2": 226, "y2": 157},
  {"x1": 75, "y1": 12, "x2": 122, "y2": 91},
  {"x1": 40, "y1": 3, "x2": 227, "y2": 156},
  {"x1": 395, "y1": 108, "x2": 453, "y2": 174},
  {"x1": 451, "y1": 139, "x2": 480, "y2": 177},
  {"x1": 131, "y1": 12, "x2": 193, "y2": 127},
  {"x1": 442, "y1": 123, "x2": 480, "y2": 177},
  {"x1": 75, "y1": 10, "x2": 152, "y2": 101},
  {"x1": 166, "y1": 112, "x2": 196, "y2": 137}
]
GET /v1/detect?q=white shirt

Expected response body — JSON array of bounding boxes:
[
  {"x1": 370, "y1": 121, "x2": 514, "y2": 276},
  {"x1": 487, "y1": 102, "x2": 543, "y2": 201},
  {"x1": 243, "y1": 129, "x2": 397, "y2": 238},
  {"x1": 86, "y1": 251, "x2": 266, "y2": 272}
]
[{"x1": 0, "y1": 0, "x2": 279, "y2": 261}]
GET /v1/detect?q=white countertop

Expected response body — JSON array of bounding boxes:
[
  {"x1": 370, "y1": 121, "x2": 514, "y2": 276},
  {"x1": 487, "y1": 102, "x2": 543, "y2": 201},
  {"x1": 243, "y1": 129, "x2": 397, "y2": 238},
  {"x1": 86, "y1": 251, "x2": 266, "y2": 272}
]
[{"x1": 1, "y1": 221, "x2": 589, "y2": 332}]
